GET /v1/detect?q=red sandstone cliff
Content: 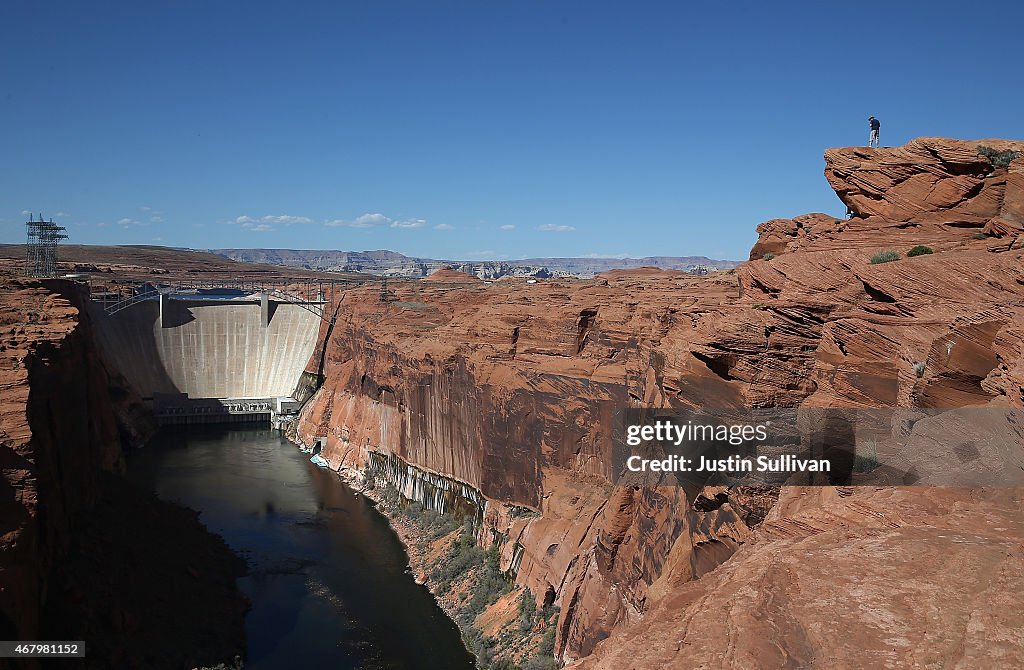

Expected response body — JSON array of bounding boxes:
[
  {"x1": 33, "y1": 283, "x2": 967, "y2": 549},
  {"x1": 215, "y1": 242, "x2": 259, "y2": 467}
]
[
  {"x1": 751, "y1": 137, "x2": 1024, "y2": 259},
  {"x1": 296, "y1": 138, "x2": 1024, "y2": 668},
  {"x1": 0, "y1": 280, "x2": 143, "y2": 652},
  {"x1": 0, "y1": 280, "x2": 248, "y2": 670}
]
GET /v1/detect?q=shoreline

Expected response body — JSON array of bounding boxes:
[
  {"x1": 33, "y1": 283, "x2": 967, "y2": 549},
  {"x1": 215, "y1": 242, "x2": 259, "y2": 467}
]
[
  {"x1": 284, "y1": 433, "x2": 558, "y2": 669},
  {"x1": 287, "y1": 436, "x2": 475, "y2": 645}
]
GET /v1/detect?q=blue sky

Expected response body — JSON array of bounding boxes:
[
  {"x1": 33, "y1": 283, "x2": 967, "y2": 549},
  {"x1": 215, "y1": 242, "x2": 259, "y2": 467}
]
[{"x1": 2, "y1": 1, "x2": 1022, "y2": 261}]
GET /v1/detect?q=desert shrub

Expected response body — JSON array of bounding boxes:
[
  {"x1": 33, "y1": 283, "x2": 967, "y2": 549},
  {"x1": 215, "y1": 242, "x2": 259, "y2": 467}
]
[
  {"x1": 518, "y1": 590, "x2": 538, "y2": 633},
  {"x1": 463, "y1": 544, "x2": 512, "y2": 620},
  {"x1": 853, "y1": 452, "x2": 879, "y2": 473},
  {"x1": 522, "y1": 658, "x2": 559, "y2": 670},
  {"x1": 362, "y1": 465, "x2": 377, "y2": 489},
  {"x1": 869, "y1": 250, "x2": 900, "y2": 264},
  {"x1": 538, "y1": 625, "x2": 557, "y2": 658},
  {"x1": 441, "y1": 531, "x2": 518, "y2": 668},
  {"x1": 761, "y1": 252, "x2": 775, "y2": 260},
  {"x1": 462, "y1": 627, "x2": 496, "y2": 667},
  {"x1": 431, "y1": 526, "x2": 486, "y2": 590},
  {"x1": 906, "y1": 245, "x2": 933, "y2": 257},
  {"x1": 978, "y1": 145, "x2": 1019, "y2": 168},
  {"x1": 972, "y1": 231, "x2": 989, "y2": 240},
  {"x1": 377, "y1": 482, "x2": 400, "y2": 506}
]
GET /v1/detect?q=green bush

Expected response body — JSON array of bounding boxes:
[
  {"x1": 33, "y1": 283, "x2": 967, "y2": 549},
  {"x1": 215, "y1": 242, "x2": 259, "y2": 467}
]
[
  {"x1": 869, "y1": 250, "x2": 900, "y2": 264},
  {"x1": 396, "y1": 500, "x2": 461, "y2": 540},
  {"x1": 538, "y1": 625, "x2": 556, "y2": 658},
  {"x1": 972, "y1": 231, "x2": 989, "y2": 240},
  {"x1": 853, "y1": 452, "x2": 879, "y2": 473},
  {"x1": 362, "y1": 465, "x2": 377, "y2": 490},
  {"x1": 521, "y1": 657, "x2": 559, "y2": 670},
  {"x1": 518, "y1": 590, "x2": 538, "y2": 633},
  {"x1": 978, "y1": 145, "x2": 1019, "y2": 169},
  {"x1": 761, "y1": 252, "x2": 775, "y2": 261},
  {"x1": 906, "y1": 245, "x2": 933, "y2": 257},
  {"x1": 431, "y1": 527, "x2": 486, "y2": 590}
]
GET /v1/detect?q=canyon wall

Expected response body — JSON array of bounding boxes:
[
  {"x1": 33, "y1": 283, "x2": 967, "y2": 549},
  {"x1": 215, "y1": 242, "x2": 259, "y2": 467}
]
[
  {"x1": 0, "y1": 280, "x2": 150, "y2": 656},
  {"x1": 296, "y1": 138, "x2": 1024, "y2": 667},
  {"x1": 0, "y1": 280, "x2": 250, "y2": 670}
]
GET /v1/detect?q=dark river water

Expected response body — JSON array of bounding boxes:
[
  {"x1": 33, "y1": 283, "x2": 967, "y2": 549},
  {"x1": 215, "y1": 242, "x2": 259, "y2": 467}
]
[{"x1": 126, "y1": 425, "x2": 476, "y2": 670}]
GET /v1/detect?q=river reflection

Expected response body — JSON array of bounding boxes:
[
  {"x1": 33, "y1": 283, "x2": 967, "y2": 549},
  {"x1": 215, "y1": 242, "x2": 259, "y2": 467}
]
[{"x1": 127, "y1": 425, "x2": 475, "y2": 670}]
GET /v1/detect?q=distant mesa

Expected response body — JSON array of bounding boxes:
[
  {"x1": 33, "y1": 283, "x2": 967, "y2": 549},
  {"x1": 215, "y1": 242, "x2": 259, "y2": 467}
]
[
  {"x1": 597, "y1": 266, "x2": 690, "y2": 280},
  {"x1": 423, "y1": 268, "x2": 480, "y2": 282},
  {"x1": 209, "y1": 249, "x2": 739, "y2": 279}
]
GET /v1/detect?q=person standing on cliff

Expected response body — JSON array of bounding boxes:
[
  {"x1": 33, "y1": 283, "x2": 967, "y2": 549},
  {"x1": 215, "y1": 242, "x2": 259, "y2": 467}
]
[{"x1": 868, "y1": 116, "x2": 881, "y2": 148}]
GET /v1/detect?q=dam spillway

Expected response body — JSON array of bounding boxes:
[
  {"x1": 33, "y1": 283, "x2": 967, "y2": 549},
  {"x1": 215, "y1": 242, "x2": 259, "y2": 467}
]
[{"x1": 87, "y1": 293, "x2": 322, "y2": 424}]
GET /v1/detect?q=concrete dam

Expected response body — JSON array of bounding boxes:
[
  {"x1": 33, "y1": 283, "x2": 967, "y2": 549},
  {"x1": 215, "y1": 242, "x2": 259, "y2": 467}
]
[{"x1": 88, "y1": 292, "x2": 323, "y2": 424}]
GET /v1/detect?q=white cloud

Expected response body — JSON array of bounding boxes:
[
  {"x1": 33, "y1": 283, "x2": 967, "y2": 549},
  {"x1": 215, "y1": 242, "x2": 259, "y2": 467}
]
[
  {"x1": 54, "y1": 211, "x2": 68, "y2": 217},
  {"x1": 538, "y1": 224, "x2": 576, "y2": 232},
  {"x1": 499, "y1": 224, "x2": 516, "y2": 230},
  {"x1": 326, "y1": 212, "x2": 392, "y2": 228},
  {"x1": 230, "y1": 214, "x2": 312, "y2": 232},
  {"x1": 117, "y1": 217, "x2": 145, "y2": 227},
  {"x1": 265, "y1": 214, "x2": 311, "y2": 224},
  {"x1": 140, "y1": 207, "x2": 164, "y2": 223},
  {"x1": 21, "y1": 210, "x2": 31, "y2": 216},
  {"x1": 234, "y1": 214, "x2": 311, "y2": 226},
  {"x1": 322, "y1": 212, "x2": 430, "y2": 230},
  {"x1": 390, "y1": 218, "x2": 427, "y2": 229},
  {"x1": 354, "y1": 213, "x2": 390, "y2": 227},
  {"x1": 434, "y1": 223, "x2": 454, "y2": 231}
]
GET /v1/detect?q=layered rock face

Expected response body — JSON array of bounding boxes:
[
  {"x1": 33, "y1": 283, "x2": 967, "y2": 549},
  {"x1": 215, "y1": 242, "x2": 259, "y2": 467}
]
[
  {"x1": 297, "y1": 138, "x2": 1024, "y2": 667},
  {"x1": 0, "y1": 280, "x2": 148, "y2": 648},
  {"x1": 0, "y1": 280, "x2": 249, "y2": 670},
  {"x1": 751, "y1": 137, "x2": 1024, "y2": 259}
]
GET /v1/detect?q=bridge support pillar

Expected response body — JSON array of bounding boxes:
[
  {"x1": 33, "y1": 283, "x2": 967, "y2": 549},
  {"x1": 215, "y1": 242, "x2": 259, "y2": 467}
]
[{"x1": 261, "y1": 292, "x2": 270, "y2": 327}]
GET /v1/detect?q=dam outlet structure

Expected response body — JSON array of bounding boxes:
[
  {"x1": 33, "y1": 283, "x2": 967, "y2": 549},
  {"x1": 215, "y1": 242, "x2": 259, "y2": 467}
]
[{"x1": 87, "y1": 286, "x2": 324, "y2": 427}]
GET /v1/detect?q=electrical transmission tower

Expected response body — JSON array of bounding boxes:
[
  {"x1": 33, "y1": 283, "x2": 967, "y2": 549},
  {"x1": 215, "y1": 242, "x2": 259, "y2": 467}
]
[{"x1": 25, "y1": 213, "x2": 68, "y2": 277}]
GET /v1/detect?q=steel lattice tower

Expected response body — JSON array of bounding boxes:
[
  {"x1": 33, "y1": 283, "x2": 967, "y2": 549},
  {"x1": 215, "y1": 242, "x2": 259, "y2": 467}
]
[{"x1": 25, "y1": 213, "x2": 68, "y2": 277}]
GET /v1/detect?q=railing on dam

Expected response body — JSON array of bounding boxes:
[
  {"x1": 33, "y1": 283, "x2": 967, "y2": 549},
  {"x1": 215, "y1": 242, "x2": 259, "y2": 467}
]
[
  {"x1": 153, "y1": 393, "x2": 301, "y2": 427},
  {"x1": 89, "y1": 278, "x2": 340, "y2": 324}
]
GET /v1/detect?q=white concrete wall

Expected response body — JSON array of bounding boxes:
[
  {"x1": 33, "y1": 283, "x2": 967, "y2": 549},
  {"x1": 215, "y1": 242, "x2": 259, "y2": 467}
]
[{"x1": 88, "y1": 299, "x2": 320, "y2": 399}]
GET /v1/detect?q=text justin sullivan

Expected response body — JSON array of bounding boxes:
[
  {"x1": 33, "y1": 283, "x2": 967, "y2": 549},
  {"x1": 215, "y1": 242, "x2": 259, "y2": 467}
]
[{"x1": 626, "y1": 454, "x2": 830, "y2": 473}]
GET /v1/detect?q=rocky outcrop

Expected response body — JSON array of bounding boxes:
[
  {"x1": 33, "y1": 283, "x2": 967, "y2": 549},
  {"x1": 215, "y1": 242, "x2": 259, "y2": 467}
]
[
  {"x1": 296, "y1": 137, "x2": 1024, "y2": 668},
  {"x1": 751, "y1": 137, "x2": 1024, "y2": 260}
]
